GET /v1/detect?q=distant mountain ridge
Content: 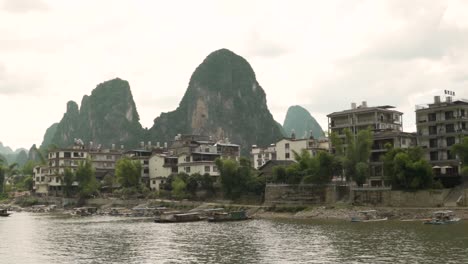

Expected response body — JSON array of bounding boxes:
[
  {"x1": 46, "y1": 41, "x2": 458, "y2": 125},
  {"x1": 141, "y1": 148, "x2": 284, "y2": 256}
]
[
  {"x1": 40, "y1": 49, "x2": 286, "y2": 155},
  {"x1": 283, "y1": 105, "x2": 324, "y2": 139},
  {"x1": 148, "y1": 49, "x2": 284, "y2": 154},
  {"x1": 42, "y1": 78, "x2": 144, "y2": 149}
]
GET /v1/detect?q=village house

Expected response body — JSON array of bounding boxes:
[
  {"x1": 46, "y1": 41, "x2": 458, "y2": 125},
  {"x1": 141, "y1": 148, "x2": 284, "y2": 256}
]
[
  {"x1": 250, "y1": 131, "x2": 329, "y2": 170},
  {"x1": 148, "y1": 134, "x2": 241, "y2": 191}
]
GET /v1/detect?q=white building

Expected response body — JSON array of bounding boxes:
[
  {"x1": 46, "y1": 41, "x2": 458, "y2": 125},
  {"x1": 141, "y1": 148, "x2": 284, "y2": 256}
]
[{"x1": 148, "y1": 134, "x2": 241, "y2": 191}]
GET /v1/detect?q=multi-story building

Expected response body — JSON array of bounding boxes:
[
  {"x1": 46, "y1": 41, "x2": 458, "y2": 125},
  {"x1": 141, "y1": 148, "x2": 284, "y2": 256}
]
[
  {"x1": 250, "y1": 131, "x2": 329, "y2": 170},
  {"x1": 33, "y1": 140, "x2": 125, "y2": 195},
  {"x1": 327, "y1": 101, "x2": 403, "y2": 137},
  {"x1": 32, "y1": 165, "x2": 50, "y2": 195},
  {"x1": 148, "y1": 134, "x2": 241, "y2": 190},
  {"x1": 251, "y1": 144, "x2": 276, "y2": 169},
  {"x1": 416, "y1": 96, "x2": 468, "y2": 186},
  {"x1": 369, "y1": 131, "x2": 416, "y2": 185},
  {"x1": 327, "y1": 101, "x2": 411, "y2": 186}
]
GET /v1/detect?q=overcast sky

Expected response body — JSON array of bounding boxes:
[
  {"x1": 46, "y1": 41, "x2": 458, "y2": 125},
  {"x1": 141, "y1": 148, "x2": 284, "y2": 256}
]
[{"x1": 1, "y1": 0, "x2": 468, "y2": 150}]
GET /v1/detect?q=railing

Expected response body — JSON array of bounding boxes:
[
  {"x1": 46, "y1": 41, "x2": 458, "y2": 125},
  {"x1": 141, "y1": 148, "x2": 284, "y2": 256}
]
[{"x1": 350, "y1": 186, "x2": 392, "y2": 191}]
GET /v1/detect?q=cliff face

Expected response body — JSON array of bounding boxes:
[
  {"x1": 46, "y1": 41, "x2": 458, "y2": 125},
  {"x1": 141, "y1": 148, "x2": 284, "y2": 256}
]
[
  {"x1": 149, "y1": 49, "x2": 284, "y2": 153},
  {"x1": 283, "y1": 105, "x2": 324, "y2": 139},
  {"x1": 43, "y1": 78, "x2": 143, "y2": 148}
]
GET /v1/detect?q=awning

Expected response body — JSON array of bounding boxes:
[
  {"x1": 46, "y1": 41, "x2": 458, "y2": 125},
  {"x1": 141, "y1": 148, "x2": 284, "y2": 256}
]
[
  {"x1": 432, "y1": 166, "x2": 441, "y2": 169},
  {"x1": 442, "y1": 166, "x2": 452, "y2": 169}
]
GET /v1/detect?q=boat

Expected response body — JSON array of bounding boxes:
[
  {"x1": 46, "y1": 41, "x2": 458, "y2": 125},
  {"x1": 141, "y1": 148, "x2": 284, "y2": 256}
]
[
  {"x1": 208, "y1": 211, "x2": 251, "y2": 222},
  {"x1": 351, "y1": 210, "x2": 388, "y2": 222},
  {"x1": 423, "y1": 210, "x2": 461, "y2": 225},
  {"x1": 71, "y1": 207, "x2": 98, "y2": 216},
  {"x1": 154, "y1": 212, "x2": 205, "y2": 223},
  {"x1": 0, "y1": 208, "x2": 11, "y2": 217}
]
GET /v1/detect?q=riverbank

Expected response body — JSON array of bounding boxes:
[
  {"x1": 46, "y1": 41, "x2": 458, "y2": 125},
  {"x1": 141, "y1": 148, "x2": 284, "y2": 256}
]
[{"x1": 3, "y1": 196, "x2": 467, "y2": 221}]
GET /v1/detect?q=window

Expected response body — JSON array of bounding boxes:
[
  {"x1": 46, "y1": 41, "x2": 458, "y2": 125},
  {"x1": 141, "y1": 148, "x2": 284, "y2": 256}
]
[
  {"x1": 205, "y1": 166, "x2": 210, "y2": 172},
  {"x1": 143, "y1": 160, "x2": 149, "y2": 165},
  {"x1": 285, "y1": 153, "x2": 290, "y2": 159},
  {"x1": 144, "y1": 168, "x2": 149, "y2": 174},
  {"x1": 152, "y1": 180, "x2": 156, "y2": 184},
  {"x1": 428, "y1": 113, "x2": 436, "y2": 122},
  {"x1": 430, "y1": 151, "x2": 438, "y2": 161},
  {"x1": 462, "y1": 123, "x2": 466, "y2": 130},
  {"x1": 257, "y1": 161, "x2": 262, "y2": 167},
  {"x1": 429, "y1": 139, "x2": 438, "y2": 148},
  {"x1": 447, "y1": 150, "x2": 455, "y2": 160},
  {"x1": 171, "y1": 167, "x2": 178, "y2": 173},
  {"x1": 285, "y1": 143, "x2": 290, "y2": 149},
  {"x1": 64, "y1": 152, "x2": 71, "y2": 158},
  {"x1": 205, "y1": 148, "x2": 210, "y2": 152},
  {"x1": 213, "y1": 166, "x2": 218, "y2": 172},
  {"x1": 55, "y1": 177, "x2": 59, "y2": 183},
  {"x1": 461, "y1": 109, "x2": 466, "y2": 117},
  {"x1": 185, "y1": 156, "x2": 191, "y2": 162},
  {"x1": 446, "y1": 124, "x2": 455, "y2": 133},
  {"x1": 429, "y1": 126, "x2": 437, "y2": 135},
  {"x1": 185, "y1": 167, "x2": 191, "y2": 173},
  {"x1": 107, "y1": 155, "x2": 112, "y2": 160},
  {"x1": 445, "y1": 111, "x2": 454, "y2": 120},
  {"x1": 446, "y1": 137, "x2": 455, "y2": 147}
]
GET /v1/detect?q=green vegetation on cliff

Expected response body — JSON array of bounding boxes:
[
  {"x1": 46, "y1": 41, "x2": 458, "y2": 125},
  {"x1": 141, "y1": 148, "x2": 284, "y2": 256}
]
[
  {"x1": 283, "y1": 105, "x2": 324, "y2": 139},
  {"x1": 43, "y1": 78, "x2": 144, "y2": 149},
  {"x1": 149, "y1": 49, "x2": 284, "y2": 154}
]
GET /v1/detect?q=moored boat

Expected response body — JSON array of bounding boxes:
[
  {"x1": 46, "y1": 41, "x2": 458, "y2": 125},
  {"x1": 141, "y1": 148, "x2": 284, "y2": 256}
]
[
  {"x1": 154, "y1": 212, "x2": 205, "y2": 223},
  {"x1": 423, "y1": 210, "x2": 461, "y2": 225},
  {"x1": 71, "y1": 207, "x2": 98, "y2": 216},
  {"x1": 0, "y1": 208, "x2": 11, "y2": 217},
  {"x1": 351, "y1": 210, "x2": 387, "y2": 222},
  {"x1": 208, "y1": 210, "x2": 251, "y2": 222}
]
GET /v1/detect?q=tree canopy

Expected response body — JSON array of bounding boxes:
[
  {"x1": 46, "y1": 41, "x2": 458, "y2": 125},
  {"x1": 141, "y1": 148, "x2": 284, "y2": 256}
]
[
  {"x1": 451, "y1": 136, "x2": 468, "y2": 176},
  {"x1": 383, "y1": 147, "x2": 433, "y2": 190},
  {"x1": 115, "y1": 158, "x2": 142, "y2": 188}
]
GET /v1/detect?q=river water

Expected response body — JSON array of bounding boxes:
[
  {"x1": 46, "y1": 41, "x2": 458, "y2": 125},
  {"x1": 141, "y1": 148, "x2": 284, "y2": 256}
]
[{"x1": 1, "y1": 212, "x2": 467, "y2": 264}]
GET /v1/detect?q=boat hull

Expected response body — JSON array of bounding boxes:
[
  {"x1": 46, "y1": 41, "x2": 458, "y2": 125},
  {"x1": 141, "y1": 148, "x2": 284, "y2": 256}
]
[
  {"x1": 351, "y1": 217, "x2": 388, "y2": 222},
  {"x1": 424, "y1": 218, "x2": 461, "y2": 225}
]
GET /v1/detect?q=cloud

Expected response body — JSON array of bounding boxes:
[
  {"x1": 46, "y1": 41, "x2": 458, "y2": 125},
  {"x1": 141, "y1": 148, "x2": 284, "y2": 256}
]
[
  {"x1": 0, "y1": 63, "x2": 43, "y2": 95},
  {"x1": 243, "y1": 30, "x2": 291, "y2": 58},
  {"x1": 1, "y1": 0, "x2": 48, "y2": 13}
]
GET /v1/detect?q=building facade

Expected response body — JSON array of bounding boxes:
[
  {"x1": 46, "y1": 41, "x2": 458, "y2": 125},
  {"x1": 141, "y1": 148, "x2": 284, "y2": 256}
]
[
  {"x1": 327, "y1": 101, "x2": 411, "y2": 186},
  {"x1": 148, "y1": 134, "x2": 241, "y2": 191},
  {"x1": 251, "y1": 132, "x2": 329, "y2": 170},
  {"x1": 416, "y1": 96, "x2": 468, "y2": 186}
]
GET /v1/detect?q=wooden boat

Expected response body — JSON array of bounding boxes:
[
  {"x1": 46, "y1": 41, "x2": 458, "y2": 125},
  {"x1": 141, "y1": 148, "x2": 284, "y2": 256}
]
[
  {"x1": 71, "y1": 207, "x2": 98, "y2": 216},
  {"x1": 423, "y1": 210, "x2": 461, "y2": 225},
  {"x1": 351, "y1": 210, "x2": 387, "y2": 222},
  {"x1": 154, "y1": 212, "x2": 205, "y2": 223},
  {"x1": 0, "y1": 208, "x2": 11, "y2": 217},
  {"x1": 208, "y1": 211, "x2": 251, "y2": 222}
]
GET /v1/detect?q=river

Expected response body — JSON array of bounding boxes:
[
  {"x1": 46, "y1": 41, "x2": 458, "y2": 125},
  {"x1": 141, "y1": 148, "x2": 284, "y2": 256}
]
[{"x1": 1, "y1": 212, "x2": 467, "y2": 264}]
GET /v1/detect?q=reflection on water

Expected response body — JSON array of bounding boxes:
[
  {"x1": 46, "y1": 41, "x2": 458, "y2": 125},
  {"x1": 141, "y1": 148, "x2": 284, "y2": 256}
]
[{"x1": 1, "y1": 213, "x2": 467, "y2": 264}]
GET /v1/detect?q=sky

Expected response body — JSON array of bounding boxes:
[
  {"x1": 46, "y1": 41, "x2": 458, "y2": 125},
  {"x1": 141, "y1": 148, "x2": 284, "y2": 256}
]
[{"x1": 1, "y1": 0, "x2": 468, "y2": 151}]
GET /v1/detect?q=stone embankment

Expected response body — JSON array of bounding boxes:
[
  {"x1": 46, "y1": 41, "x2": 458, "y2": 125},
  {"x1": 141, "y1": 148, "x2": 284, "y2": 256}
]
[{"x1": 253, "y1": 206, "x2": 468, "y2": 221}]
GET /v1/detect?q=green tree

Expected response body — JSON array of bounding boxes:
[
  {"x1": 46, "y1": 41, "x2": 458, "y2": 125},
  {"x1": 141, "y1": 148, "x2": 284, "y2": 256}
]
[
  {"x1": 216, "y1": 157, "x2": 259, "y2": 199},
  {"x1": 337, "y1": 128, "x2": 373, "y2": 185},
  {"x1": 186, "y1": 173, "x2": 200, "y2": 196},
  {"x1": 452, "y1": 136, "x2": 468, "y2": 176},
  {"x1": 172, "y1": 175, "x2": 187, "y2": 199},
  {"x1": 200, "y1": 173, "x2": 214, "y2": 194},
  {"x1": 0, "y1": 158, "x2": 5, "y2": 193},
  {"x1": 63, "y1": 168, "x2": 75, "y2": 198},
  {"x1": 115, "y1": 158, "x2": 142, "y2": 188},
  {"x1": 21, "y1": 160, "x2": 36, "y2": 176},
  {"x1": 383, "y1": 147, "x2": 433, "y2": 190},
  {"x1": 75, "y1": 158, "x2": 98, "y2": 198}
]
